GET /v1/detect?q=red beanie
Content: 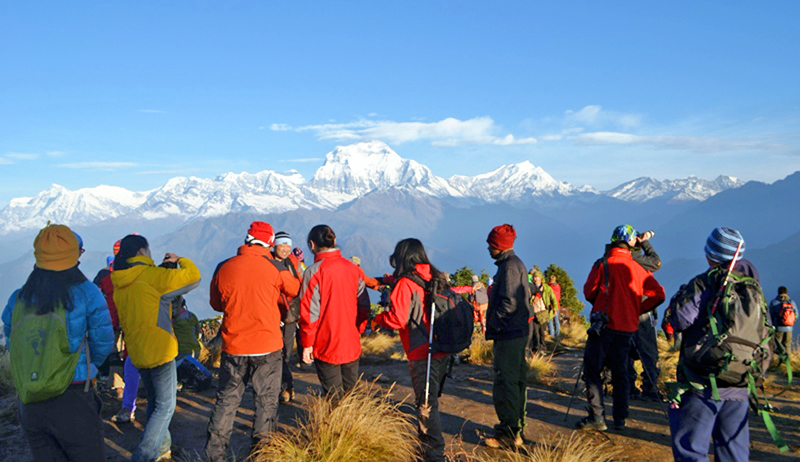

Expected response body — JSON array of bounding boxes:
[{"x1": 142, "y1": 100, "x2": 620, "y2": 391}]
[
  {"x1": 246, "y1": 221, "x2": 275, "y2": 247},
  {"x1": 487, "y1": 224, "x2": 516, "y2": 251}
]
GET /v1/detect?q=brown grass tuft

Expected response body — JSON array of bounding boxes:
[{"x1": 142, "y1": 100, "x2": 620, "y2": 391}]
[
  {"x1": 360, "y1": 333, "x2": 404, "y2": 360},
  {"x1": 558, "y1": 323, "x2": 587, "y2": 350},
  {"x1": 464, "y1": 335, "x2": 494, "y2": 366},
  {"x1": 527, "y1": 353, "x2": 556, "y2": 386},
  {"x1": 450, "y1": 431, "x2": 620, "y2": 462},
  {"x1": 251, "y1": 380, "x2": 420, "y2": 462},
  {"x1": 0, "y1": 352, "x2": 17, "y2": 424}
]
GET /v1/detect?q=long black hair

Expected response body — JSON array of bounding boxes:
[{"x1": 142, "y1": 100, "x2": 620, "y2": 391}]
[
  {"x1": 307, "y1": 225, "x2": 336, "y2": 252},
  {"x1": 113, "y1": 234, "x2": 149, "y2": 271},
  {"x1": 19, "y1": 266, "x2": 87, "y2": 314},
  {"x1": 390, "y1": 238, "x2": 447, "y2": 287}
]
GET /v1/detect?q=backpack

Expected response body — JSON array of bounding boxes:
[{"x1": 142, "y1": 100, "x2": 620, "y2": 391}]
[
  {"x1": 777, "y1": 300, "x2": 796, "y2": 327},
  {"x1": 406, "y1": 275, "x2": 474, "y2": 354},
  {"x1": 10, "y1": 298, "x2": 87, "y2": 404},
  {"x1": 177, "y1": 356, "x2": 213, "y2": 391},
  {"x1": 677, "y1": 269, "x2": 791, "y2": 452}
]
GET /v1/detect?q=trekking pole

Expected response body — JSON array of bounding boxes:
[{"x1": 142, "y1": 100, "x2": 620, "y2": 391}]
[
  {"x1": 424, "y1": 280, "x2": 439, "y2": 407},
  {"x1": 564, "y1": 357, "x2": 584, "y2": 421},
  {"x1": 631, "y1": 342, "x2": 669, "y2": 420},
  {"x1": 710, "y1": 241, "x2": 743, "y2": 315}
]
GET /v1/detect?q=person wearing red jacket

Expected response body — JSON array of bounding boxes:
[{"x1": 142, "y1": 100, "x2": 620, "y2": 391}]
[
  {"x1": 374, "y1": 238, "x2": 449, "y2": 462},
  {"x1": 299, "y1": 225, "x2": 370, "y2": 396},
  {"x1": 576, "y1": 225, "x2": 665, "y2": 432},
  {"x1": 205, "y1": 222, "x2": 300, "y2": 461}
]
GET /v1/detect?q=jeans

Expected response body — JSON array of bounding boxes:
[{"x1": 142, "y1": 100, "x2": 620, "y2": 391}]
[
  {"x1": 408, "y1": 357, "x2": 448, "y2": 462},
  {"x1": 133, "y1": 360, "x2": 177, "y2": 462},
  {"x1": 492, "y1": 335, "x2": 528, "y2": 438},
  {"x1": 122, "y1": 356, "x2": 140, "y2": 413},
  {"x1": 206, "y1": 352, "x2": 282, "y2": 462},
  {"x1": 583, "y1": 329, "x2": 633, "y2": 423},
  {"x1": 19, "y1": 385, "x2": 106, "y2": 462},
  {"x1": 547, "y1": 312, "x2": 561, "y2": 337},
  {"x1": 669, "y1": 394, "x2": 749, "y2": 462}
]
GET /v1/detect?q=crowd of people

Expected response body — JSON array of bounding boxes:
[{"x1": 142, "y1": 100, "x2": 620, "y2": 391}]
[{"x1": 1, "y1": 220, "x2": 796, "y2": 462}]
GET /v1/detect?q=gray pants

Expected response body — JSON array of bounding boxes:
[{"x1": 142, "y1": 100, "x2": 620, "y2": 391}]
[
  {"x1": 627, "y1": 314, "x2": 660, "y2": 397},
  {"x1": 205, "y1": 351, "x2": 282, "y2": 462},
  {"x1": 408, "y1": 356, "x2": 449, "y2": 462}
]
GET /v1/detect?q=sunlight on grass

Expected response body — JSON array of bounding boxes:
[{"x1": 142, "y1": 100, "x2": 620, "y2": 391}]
[
  {"x1": 558, "y1": 323, "x2": 587, "y2": 349},
  {"x1": 465, "y1": 335, "x2": 494, "y2": 366},
  {"x1": 450, "y1": 431, "x2": 620, "y2": 462},
  {"x1": 361, "y1": 333, "x2": 403, "y2": 360},
  {"x1": 527, "y1": 353, "x2": 556, "y2": 386}
]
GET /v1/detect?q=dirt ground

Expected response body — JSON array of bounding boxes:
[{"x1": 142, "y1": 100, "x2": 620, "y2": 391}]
[{"x1": 1, "y1": 345, "x2": 799, "y2": 461}]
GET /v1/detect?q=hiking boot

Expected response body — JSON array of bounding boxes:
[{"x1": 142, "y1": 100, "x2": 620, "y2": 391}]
[
  {"x1": 614, "y1": 419, "x2": 626, "y2": 430},
  {"x1": 575, "y1": 416, "x2": 607, "y2": 431},
  {"x1": 155, "y1": 449, "x2": 171, "y2": 461},
  {"x1": 483, "y1": 435, "x2": 524, "y2": 449},
  {"x1": 113, "y1": 409, "x2": 135, "y2": 423},
  {"x1": 280, "y1": 389, "x2": 294, "y2": 403}
]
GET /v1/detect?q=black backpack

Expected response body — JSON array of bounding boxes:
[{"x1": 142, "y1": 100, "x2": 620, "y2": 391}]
[{"x1": 406, "y1": 275, "x2": 474, "y2": 354}]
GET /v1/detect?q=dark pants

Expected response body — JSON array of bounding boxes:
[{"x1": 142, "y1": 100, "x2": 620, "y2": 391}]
[
  {"x1": 205, "y1": 352, "x2": 282, "y2": 462},
  {"x1": 314, "y1": 358, "x2": 359, "y2": 396},
  {"x1": 408, "y1": 357, "x2": 448, "y2": 462},
  {"x1": 492, "y1": 335, "x2": 528, "y2": 438},
  {"x1": 774, "y1": 331, "x2": 792, "y2": 357},
  {"x1": 281, "y1": 322, "x2": 297, "y2": 392},
  {"x1": 19, "y1": 385, "x2": 105, "y2": 462},
  {"x1": 669, "y1": 394, "x2": 749, "y2": 462},
  {"x1": 627, "y1": 314, "x2": 660, "y2": 396},
  {"x1": 528, "y1": 320, "x2": 546, "y2": 353},
  {"x1": 583, "y1": 329, "x2": 633, "y2": 423}
]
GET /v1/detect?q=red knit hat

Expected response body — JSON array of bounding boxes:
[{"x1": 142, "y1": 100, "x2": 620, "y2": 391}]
[
  {"x1": 487, "y1": 224, "x2": 516, "y2": 251},
  {"x1": 246, "y1": 221, "x2": 275, "y2": 247}
]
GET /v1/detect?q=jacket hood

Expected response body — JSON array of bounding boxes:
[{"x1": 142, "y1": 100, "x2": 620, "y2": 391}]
[
  {"x1": 237, "y1": 244, "x2": 271, "y2": 257},
  {"x1": 110, "y1": 256, "x2": 154, "y2": 289},
  {"x1": 414, "y1": 264, "x2": 432, "y2": 282}
]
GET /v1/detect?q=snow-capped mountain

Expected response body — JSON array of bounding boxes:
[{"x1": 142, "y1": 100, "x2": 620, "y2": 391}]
[
  {"x1": 604, "y1": 175, "x2": 745, "y2": 203},
  {"x1": 0, "y1": 141, "x2": 747, "y2": 235}
]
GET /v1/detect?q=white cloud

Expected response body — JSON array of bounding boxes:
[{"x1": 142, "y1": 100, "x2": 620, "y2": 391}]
[
  {"x1": 574, "y1": 132, "x2": 787, "y2": 153},
  {"x1": 0, "y1": 158, "x2": 13, "y2": 165},
  {"x1": 59, "y1": 162, "x2": 139, "y2": 170},
  {"x1": 6, "y1": 152, "x2": 39, "y2": 160},
  {"x1": 293, "y1": 117, "x2": 537, "y2": 147},
  {"x1": 565, "y1": 105, "x2": 642, "y2": 129},
  {"x1": 270, "y1": 123, "x2": 292, "y2": 131}
]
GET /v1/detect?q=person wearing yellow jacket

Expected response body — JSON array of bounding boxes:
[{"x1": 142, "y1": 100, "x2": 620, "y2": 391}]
[{"x1": 111, "y1": 234, "x2": 201, "y2": 462}]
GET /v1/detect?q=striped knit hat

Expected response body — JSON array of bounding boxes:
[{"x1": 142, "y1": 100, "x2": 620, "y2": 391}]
[
  {"x1": 704, "y1": 227, "x2": 745, "y2": 264},
  {"x1": 274, "y1": 231, "x2": 292, "y2": 247}
]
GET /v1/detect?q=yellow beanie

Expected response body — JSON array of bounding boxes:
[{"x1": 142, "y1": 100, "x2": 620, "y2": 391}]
[{"x1": 33, "y1": 224, "x2": 79, "y2": 271}]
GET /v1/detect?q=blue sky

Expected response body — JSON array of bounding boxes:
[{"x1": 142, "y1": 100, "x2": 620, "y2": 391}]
[{"x1": 1, "y1": 1, "x2": 799, "y2": 207}]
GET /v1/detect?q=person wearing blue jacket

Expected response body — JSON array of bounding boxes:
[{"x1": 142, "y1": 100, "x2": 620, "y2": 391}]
[{"x1": 2, "y1": 224, "x2": 114, "y2": 462}]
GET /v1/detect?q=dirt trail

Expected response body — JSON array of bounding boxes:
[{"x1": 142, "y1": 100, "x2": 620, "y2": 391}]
[{"x1": 2, "y1": 347, "x2": 799, "y2": 461}]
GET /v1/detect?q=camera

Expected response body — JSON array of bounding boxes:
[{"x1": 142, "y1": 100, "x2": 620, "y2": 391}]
[{"x1": 587, "y1": 311, "x2": 609, "y2": 337}]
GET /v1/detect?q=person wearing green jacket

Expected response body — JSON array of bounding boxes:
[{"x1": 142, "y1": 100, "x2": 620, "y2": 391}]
[{"x1": 528, "y1": 270, "x2": 557, "y2": 354}]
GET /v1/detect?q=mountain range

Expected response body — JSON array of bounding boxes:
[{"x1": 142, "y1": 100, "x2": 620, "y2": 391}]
[{"x1": 1, "y1": 141, "x2": 794, "y2": 324}]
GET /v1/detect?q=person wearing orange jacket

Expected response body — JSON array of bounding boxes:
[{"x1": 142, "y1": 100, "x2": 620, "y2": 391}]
[
  {"x1": 299, "y1": 224, "x2": 370, "y2": 396},
  {"x1": 374, "y1": 238, "x2": 449, "y2": 462},
  {"x1": 576, "y1": 225, "x2": 665, "y2": 432},
  {"x1": 205, "y1": 222, "x2": 300, "y2": 462}
]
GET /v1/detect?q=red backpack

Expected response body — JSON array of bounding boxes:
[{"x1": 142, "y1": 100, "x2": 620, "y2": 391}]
[{"x1": 778, "y1": 300, "x2": 796, "y2": 327}]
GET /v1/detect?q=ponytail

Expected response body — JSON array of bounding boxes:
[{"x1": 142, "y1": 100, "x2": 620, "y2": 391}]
[{"x1": 307, "y1": 225, "x2": 336, "y2": 251}]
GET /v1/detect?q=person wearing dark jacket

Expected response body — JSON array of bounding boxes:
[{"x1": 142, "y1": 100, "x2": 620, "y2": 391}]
[
  {"x1": 374, "y1": 238, "x2": 449, "y2": 462},
  {"x1": 272, "y1": 231, "x2": 304, "y2": 403},
  {"x1": 578, "y1": 225, "x2": 665, "y2": 432},
  {"x1": 668, "y1": 227, "x2": 757, "y2": 462},
  {"x1": 483, "y1": 224, "x2": 532, "y2": 449}
]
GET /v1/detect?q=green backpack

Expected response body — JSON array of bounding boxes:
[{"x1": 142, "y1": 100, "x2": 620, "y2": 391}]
[{"x1": 10, "y1": 298, "x2": 87, "y2": 404}]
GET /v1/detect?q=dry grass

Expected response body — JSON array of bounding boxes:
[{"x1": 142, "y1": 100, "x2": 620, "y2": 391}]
[
  {"x1": 451, "y1": 431, "x2": 620, "y2": 462},
  {"x1": 360, "y1": 333, "x2": 404, "y2": 360},
  {"x1": 251, "y1": 380, "x2": 419, "y2": 462},
  {"x1": 527, "y1": 353, "x2": 556, "y2": 386},
  {"x1": 199, "y1": 341, "x2": 222, "y2": 369},
  {"x1": 0, "y1": 352, "x2": 17, "y2": 424},
  {"x1": 558, "y1": 323, "x2": 587, "y2": 350},
  {"x1": 465, "y1": 335, "x2": 494, "y2": 366}
]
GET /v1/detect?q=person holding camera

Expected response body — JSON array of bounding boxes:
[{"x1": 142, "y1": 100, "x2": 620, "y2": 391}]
[{"x1": 578, "y1": 225, "x2": 665, "y2": 431}]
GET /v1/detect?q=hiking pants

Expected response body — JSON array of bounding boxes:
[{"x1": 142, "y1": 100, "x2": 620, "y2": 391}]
[
  {"x1": 19, "y1": 384, "x2": 105, "y2": 462},
  {"x1": 492, "y1": 335, "x2": 528, "y2": 438},
  {"x1": 281, "y1": 322, "x2": 297, "y2": 392},
  {"x1": 314, "y1": 358, "x2": 359, "y2": 396},
  {"x1": 134, "y1": 360, "x2": 176, "y2": 462},
  {"x1": 206, "y1": 351, "x2": 282, "y2": 462},
  {"x1": 547, "y1": 313, "x2": 561, "y2": 338},
  {"x1": 669, "y1": 394, "x2": 749, "y2": 462},
  {"x1": 774, "y1": 331, "x2": 792, "y2": 357},
  {"x1": 528, "y1": 320, "x2": 546, "y2": 353},
  {"x1": 627, "y1": 313, "x2": 660, "y2": 397},
  {"x1": 122, "y1": 356, "x2": 140, "y2": 413},
  {"x1": 583, "y1": 329, "x2": 633, "y2": 423},
  {"x1": 408, "y1": 356, "x2": 448, "y2": 462}
]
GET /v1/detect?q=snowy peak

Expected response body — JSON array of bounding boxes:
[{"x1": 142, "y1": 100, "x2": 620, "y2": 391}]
[
  {"x1": 605, "y1": 175, "x2": 744, "y2": 203},
  {"x1": 450, "y1": 160, "x2": 583, "y2": 202}
]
